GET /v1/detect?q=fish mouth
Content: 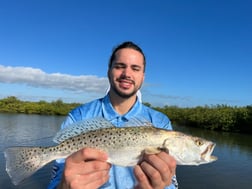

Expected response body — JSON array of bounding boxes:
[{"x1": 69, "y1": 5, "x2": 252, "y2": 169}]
[{"x1": 201, "y1": 143, "x2": 217, "y2": 162}]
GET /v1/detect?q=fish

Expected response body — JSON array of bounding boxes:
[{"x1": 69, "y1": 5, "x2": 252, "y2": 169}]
[{"x1": 4, "y1": 117, "x2": 217, "y2": 185}]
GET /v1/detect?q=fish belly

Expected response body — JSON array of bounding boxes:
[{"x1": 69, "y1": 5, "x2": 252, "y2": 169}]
[{"x1": 107, "y1": 147, "x2": 143, "y2": 166}]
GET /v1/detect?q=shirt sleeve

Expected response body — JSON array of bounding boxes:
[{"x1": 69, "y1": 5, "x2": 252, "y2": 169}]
[
  {"x1": 47, "y1": 100, "x2": 103, "y2": 189},
  {"x1": 47, "y1": 159, "x2": 65, "y2": 189},
  {"x1": 47, "y1": 114, "x2": 74, "y2": 189}
]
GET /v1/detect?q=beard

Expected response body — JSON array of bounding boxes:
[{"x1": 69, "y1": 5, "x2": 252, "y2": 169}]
[
  {"x1": 109, "y1": 77, "x2": 141, "y2": 99},
  {"x1": 110, "y1": 83, "x2": 139, "y2": 98}
]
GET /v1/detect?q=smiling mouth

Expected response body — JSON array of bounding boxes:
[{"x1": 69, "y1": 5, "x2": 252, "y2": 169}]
[
  {"x1": 117, "y1": 79, "x2": 134, "y2": 89},
  {"x1": 118, "y1": 78, "x2": 134, "y2": 84}
]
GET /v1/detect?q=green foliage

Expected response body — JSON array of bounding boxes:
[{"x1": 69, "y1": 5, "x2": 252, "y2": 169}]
[
  {"x1": 153, "y1": 104, "x2": 252, "y2": 134},
  {"x1": 0, "y1": 96, "x2": 80, "y2": 116}
]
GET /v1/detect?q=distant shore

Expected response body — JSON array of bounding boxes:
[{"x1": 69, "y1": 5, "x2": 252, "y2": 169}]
[{"x1": 1, "y1": 96, "x2": 251, "y2": 134}]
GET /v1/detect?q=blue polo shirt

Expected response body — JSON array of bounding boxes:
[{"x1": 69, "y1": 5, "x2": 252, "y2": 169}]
[{"x1": 47, "y1": 94, "x2": 178, "y2": 189}]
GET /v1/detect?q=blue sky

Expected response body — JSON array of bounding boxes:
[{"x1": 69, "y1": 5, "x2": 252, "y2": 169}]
[{"x1": 0, "y1": 0, "x2": 251, "y2": 107}]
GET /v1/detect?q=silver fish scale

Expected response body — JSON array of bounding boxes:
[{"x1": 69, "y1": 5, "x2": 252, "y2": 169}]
[
  {"x1": 53, "y1": 117, "x2": 153, "y2": 144},
  {"x1": 51, "y1": 126, "x2": 152, "y2": 155}
]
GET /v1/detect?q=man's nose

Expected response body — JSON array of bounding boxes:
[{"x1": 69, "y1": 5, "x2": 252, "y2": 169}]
[{"x1": 122, "y1": 67, "x2": 132, "y2": 77}]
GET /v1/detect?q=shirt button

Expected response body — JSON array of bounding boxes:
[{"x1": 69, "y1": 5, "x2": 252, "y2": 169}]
[{"x1": 121, "y1": 117, "x2": 128, "y2": 122}]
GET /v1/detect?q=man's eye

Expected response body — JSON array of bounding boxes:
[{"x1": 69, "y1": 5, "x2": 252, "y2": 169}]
[
  {"x1": 113, "y1": 63, "x2": 126, "y2": 69},
  {"x1": 132, "y1": 66, "x2": 141, "y2": 71},
  {"x1": 114, "y1": 65, "x2": 124, "y2": 69}
]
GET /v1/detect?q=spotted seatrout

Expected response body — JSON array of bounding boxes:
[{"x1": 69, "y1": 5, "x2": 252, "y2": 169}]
[{"x1": 4, "y1": 117, "x2": 217, "y2": 185}]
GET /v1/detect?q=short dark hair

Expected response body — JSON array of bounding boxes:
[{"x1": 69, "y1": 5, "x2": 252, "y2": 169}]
[{"x1": 108, "y1": 41, "x2": 146, "y2": 72}]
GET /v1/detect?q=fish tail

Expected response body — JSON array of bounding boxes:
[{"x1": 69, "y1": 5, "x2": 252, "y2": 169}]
[{"x1": 4, "y1": 146, "x2": 52, "y2": 185}]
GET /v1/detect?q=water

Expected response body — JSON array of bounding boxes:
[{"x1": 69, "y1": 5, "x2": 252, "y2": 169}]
[
  {"x1": 0, "y1": 113, "x2": 66, "y2": 189},
  {"x1": 174, "y1": 124, "x2": 252, "y2": 189},
  {"x1": 0, "y1": 113, "x2": 252, "y2": 189}
]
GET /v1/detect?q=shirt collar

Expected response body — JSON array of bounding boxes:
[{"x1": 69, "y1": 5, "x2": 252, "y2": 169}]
[{"x1": 101, "y1": 94, "x2": 142, "y2": 122}]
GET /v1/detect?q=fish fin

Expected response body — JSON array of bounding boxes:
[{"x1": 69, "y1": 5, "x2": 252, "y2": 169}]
[
  {"x1": 144, "y1": 147, "x2": 169, "y2": 155},
  {"x1": 144, "y1": 147, "x2": 162, "y2": 154},
  {"x1": 4, "y1": 146, "x2": 52, "y2": 185},
  {"x1": 53, "y1": 117, "x2": 114, "y2": 143},
  {"x1": 124, "y1": 117, "x2": 153, "y2": 127},
  {"x1": 157, "y1": 147, "x2": 169, "y2": 154}
]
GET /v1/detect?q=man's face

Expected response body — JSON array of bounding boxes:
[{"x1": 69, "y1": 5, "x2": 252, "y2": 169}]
[{"x1": 108, "y1": 48, "x2": 145, "y2": 98}]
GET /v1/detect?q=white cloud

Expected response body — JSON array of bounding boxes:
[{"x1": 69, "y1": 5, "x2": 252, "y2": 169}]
[{"x1": 0, "y1": 65, "x2": 109, "y2": 93}]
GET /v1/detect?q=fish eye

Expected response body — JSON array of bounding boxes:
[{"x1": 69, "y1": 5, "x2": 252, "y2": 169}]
[{"x1": 195, "y1": 139, "x2": 203, "y2": 146}]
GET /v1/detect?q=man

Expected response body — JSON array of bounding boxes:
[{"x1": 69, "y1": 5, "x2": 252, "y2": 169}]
[{"x1": 48, "y1": 41, "x2": 178, "y2": 189}]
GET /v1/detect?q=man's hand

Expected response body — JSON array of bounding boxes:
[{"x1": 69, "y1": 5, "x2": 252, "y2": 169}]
[
  {"x1": 134, "y1": 152, "x2": 176, "y2": 189},
  {"x1": 57, "y1": 148, "x2": 111, "y2": 189}
]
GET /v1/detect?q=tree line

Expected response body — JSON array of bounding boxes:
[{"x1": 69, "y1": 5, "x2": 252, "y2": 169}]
[
  {"x1": 0, "y1": 96, "x2": 80, "y2": 115},
  {"x1": 1, "y1": 96, "x2": 251, "y2": 134},
  {"x1": 152, "y1": 104, "x2": 252, "y2": 134}
]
